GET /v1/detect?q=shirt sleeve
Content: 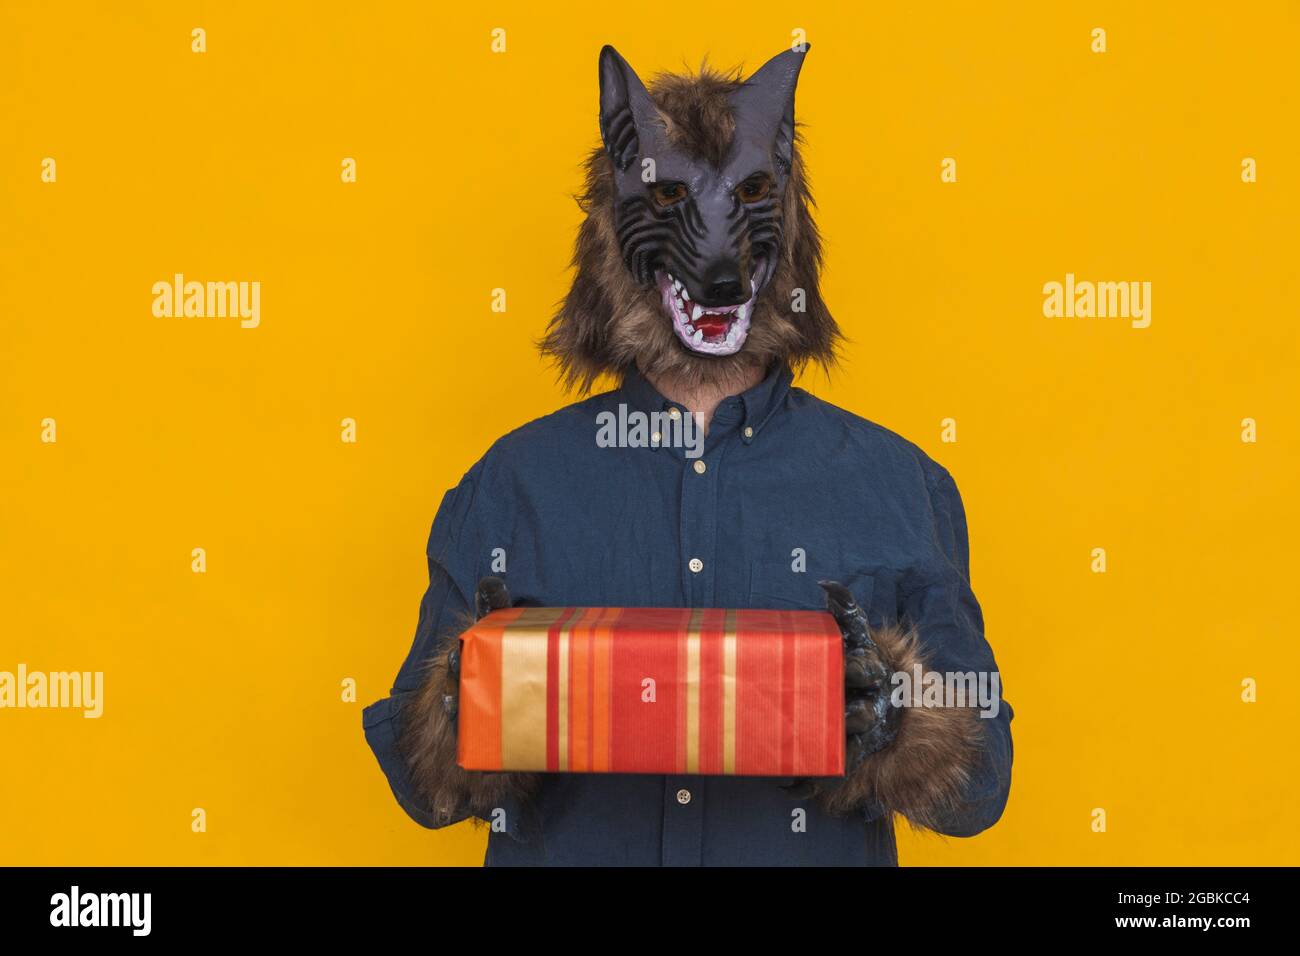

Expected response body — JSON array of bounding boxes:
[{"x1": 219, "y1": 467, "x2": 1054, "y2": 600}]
[
  {"x1": 898, "y1": 460, "x2": 1015, "y2": 837},
  {"x1": 361, "y1": 466, "x2": 530, "y2": 834}
]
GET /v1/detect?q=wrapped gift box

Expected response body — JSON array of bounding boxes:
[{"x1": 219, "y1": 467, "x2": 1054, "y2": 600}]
[{"x1": 457, "y1": 606, "x2": 844, "y2": 777}]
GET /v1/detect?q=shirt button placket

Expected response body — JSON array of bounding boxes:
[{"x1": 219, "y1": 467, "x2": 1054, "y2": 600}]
[
  {"x1": 679, "y1": 435, "x2": 715, "y2": 607},
  {"x1": 669, "y1": 402, "x2": 714, "y2": 866},
  {"x1": 662, "y1": 776, "x2": 704, "y2": 867}
]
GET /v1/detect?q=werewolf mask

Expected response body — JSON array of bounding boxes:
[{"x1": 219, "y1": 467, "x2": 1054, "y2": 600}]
[{"x1": 540, "y1": 45, "x2": 840, "y2": 392}]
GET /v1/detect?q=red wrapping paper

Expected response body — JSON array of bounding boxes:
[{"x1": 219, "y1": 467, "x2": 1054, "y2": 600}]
[{"x1": 457, "y1": 606, "x2": 844, "y2": 777}]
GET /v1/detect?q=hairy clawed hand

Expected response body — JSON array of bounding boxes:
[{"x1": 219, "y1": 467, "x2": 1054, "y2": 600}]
[
  {"x1": 439, "y1": 576, "x2": 511, "y2": 723},
  {"x1": 440, "y1": 576, "x2": 901, "y2": 774},
  {"x1": 816, "y1": 580, "x2": 901, "y2": 770}
]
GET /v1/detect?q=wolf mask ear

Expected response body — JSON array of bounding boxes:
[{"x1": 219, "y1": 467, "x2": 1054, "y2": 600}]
[
  {"x1": 598, "y1": 45, "x2": 667, "y2": 173},
  {"x1": 729, "y1": 45, "x2": 808, "y2": 175}
]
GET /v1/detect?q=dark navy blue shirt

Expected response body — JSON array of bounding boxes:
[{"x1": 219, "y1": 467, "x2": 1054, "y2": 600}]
[{"x1": 363, "y1": 363, "x2": 1013, "y2": 865}]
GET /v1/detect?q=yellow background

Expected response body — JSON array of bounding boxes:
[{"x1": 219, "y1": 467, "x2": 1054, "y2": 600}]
[{"x1": 2, "y1": 1, "x2": 1297, "y2": 865}]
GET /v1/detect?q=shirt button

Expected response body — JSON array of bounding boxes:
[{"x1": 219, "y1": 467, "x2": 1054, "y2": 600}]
[
  {"x1": 688, "y1": 558, "x2": 703, "y2": 574},
  {"x1": 668, "y1": 407, "x2": 682, "y2": 420},
  {"x1": 692, "y1": 460, "x2": 707, "y2": 475},
  {"x1": 743, "y1": 426, "x2": 754, "y2": 439},
  {"x1": 676, "y1": 788, "x2": 692, "y2": 805}
]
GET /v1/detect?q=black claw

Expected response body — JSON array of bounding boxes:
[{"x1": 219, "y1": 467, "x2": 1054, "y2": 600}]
[
  {"x1": 475, "y1": 576, "x2": 511, "y2": 621},
  {"x1": 817, "y1": 579, "x2": 857, "y2": 615},
  {"x1": 818, "y1": 579, "x2": 874, "y2": 650},
  {"x1": 442, "y1": 646, "x2": 462, "y2": 726},
  {"x1": 820, "y1": 580, "x2": 903, "y2": 770}
]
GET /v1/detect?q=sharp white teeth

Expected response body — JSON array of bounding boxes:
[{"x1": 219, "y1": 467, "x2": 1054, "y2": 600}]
[
  {"x1": 692, "y1": 328, "x2": 703, "y2": 344},
  {"x1": 691, "y1": 304, "x2": 704, "y2": 322}
]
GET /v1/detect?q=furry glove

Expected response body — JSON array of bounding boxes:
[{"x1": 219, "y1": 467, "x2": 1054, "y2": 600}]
[
  {"x1": 399, "y1": 577, "x2": 540, "y2": 827},
  {"x1": 809, "y1": 580, "x2": 983, "y2": 830}
]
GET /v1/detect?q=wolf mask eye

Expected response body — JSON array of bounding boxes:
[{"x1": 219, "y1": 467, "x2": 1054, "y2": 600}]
[
  {"x1": 736, "y1": 174, "x2": 772, "y2": 204},
  {"x1": 650, "y1": 181, "x2": 688, "y2": 207}
]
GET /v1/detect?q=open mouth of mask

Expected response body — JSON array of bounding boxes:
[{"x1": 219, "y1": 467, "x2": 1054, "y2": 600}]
[{"x1": 655, "y1": 269, "x2": 759, "y2": 356}]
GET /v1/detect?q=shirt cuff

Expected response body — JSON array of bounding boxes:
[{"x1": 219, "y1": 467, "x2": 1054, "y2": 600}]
[{"x1": 362, "y1": 694, "x2": 533, "y2": 842}]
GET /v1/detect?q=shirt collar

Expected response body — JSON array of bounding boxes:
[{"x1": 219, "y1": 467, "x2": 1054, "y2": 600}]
[{"x1": 618, "y1": 361, "x2": 793, "y2": 448}]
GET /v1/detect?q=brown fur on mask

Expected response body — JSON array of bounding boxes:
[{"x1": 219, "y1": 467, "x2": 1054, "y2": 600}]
[{"x1": 539, "y1": 62, "x2": 841, "y2": 394}]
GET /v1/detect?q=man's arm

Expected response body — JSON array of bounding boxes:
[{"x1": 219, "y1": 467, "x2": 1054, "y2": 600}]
[
  {"x1": 899, "y1": 461, "x2": 1013, "y2": 836},
  {"x1": 362, "y1": 472, "x2": 478, "y2": 829},
  {"x1": 817, "y1": 460, "x2": 1013, "y2": 835},
  {"x1": 361, "y1": 472, "x2": 539, "y2": 837},
  {"x1": 361, "y1": 553, "x2": 472, "y2": 829}
]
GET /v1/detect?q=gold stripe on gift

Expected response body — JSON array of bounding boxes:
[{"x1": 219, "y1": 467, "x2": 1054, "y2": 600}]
[
  {"x1": 685, "y1": 608, "x2": 703, "y2": 774},
  {"x1": 556, "y1": 617, "x2": 571, "y2": 772},
  {"x1": 722, "y1": 609, "x2": 737, "y2": 775},
  {"x1": 499, "y1": 607, "x2": 565, "y2": 771}
]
